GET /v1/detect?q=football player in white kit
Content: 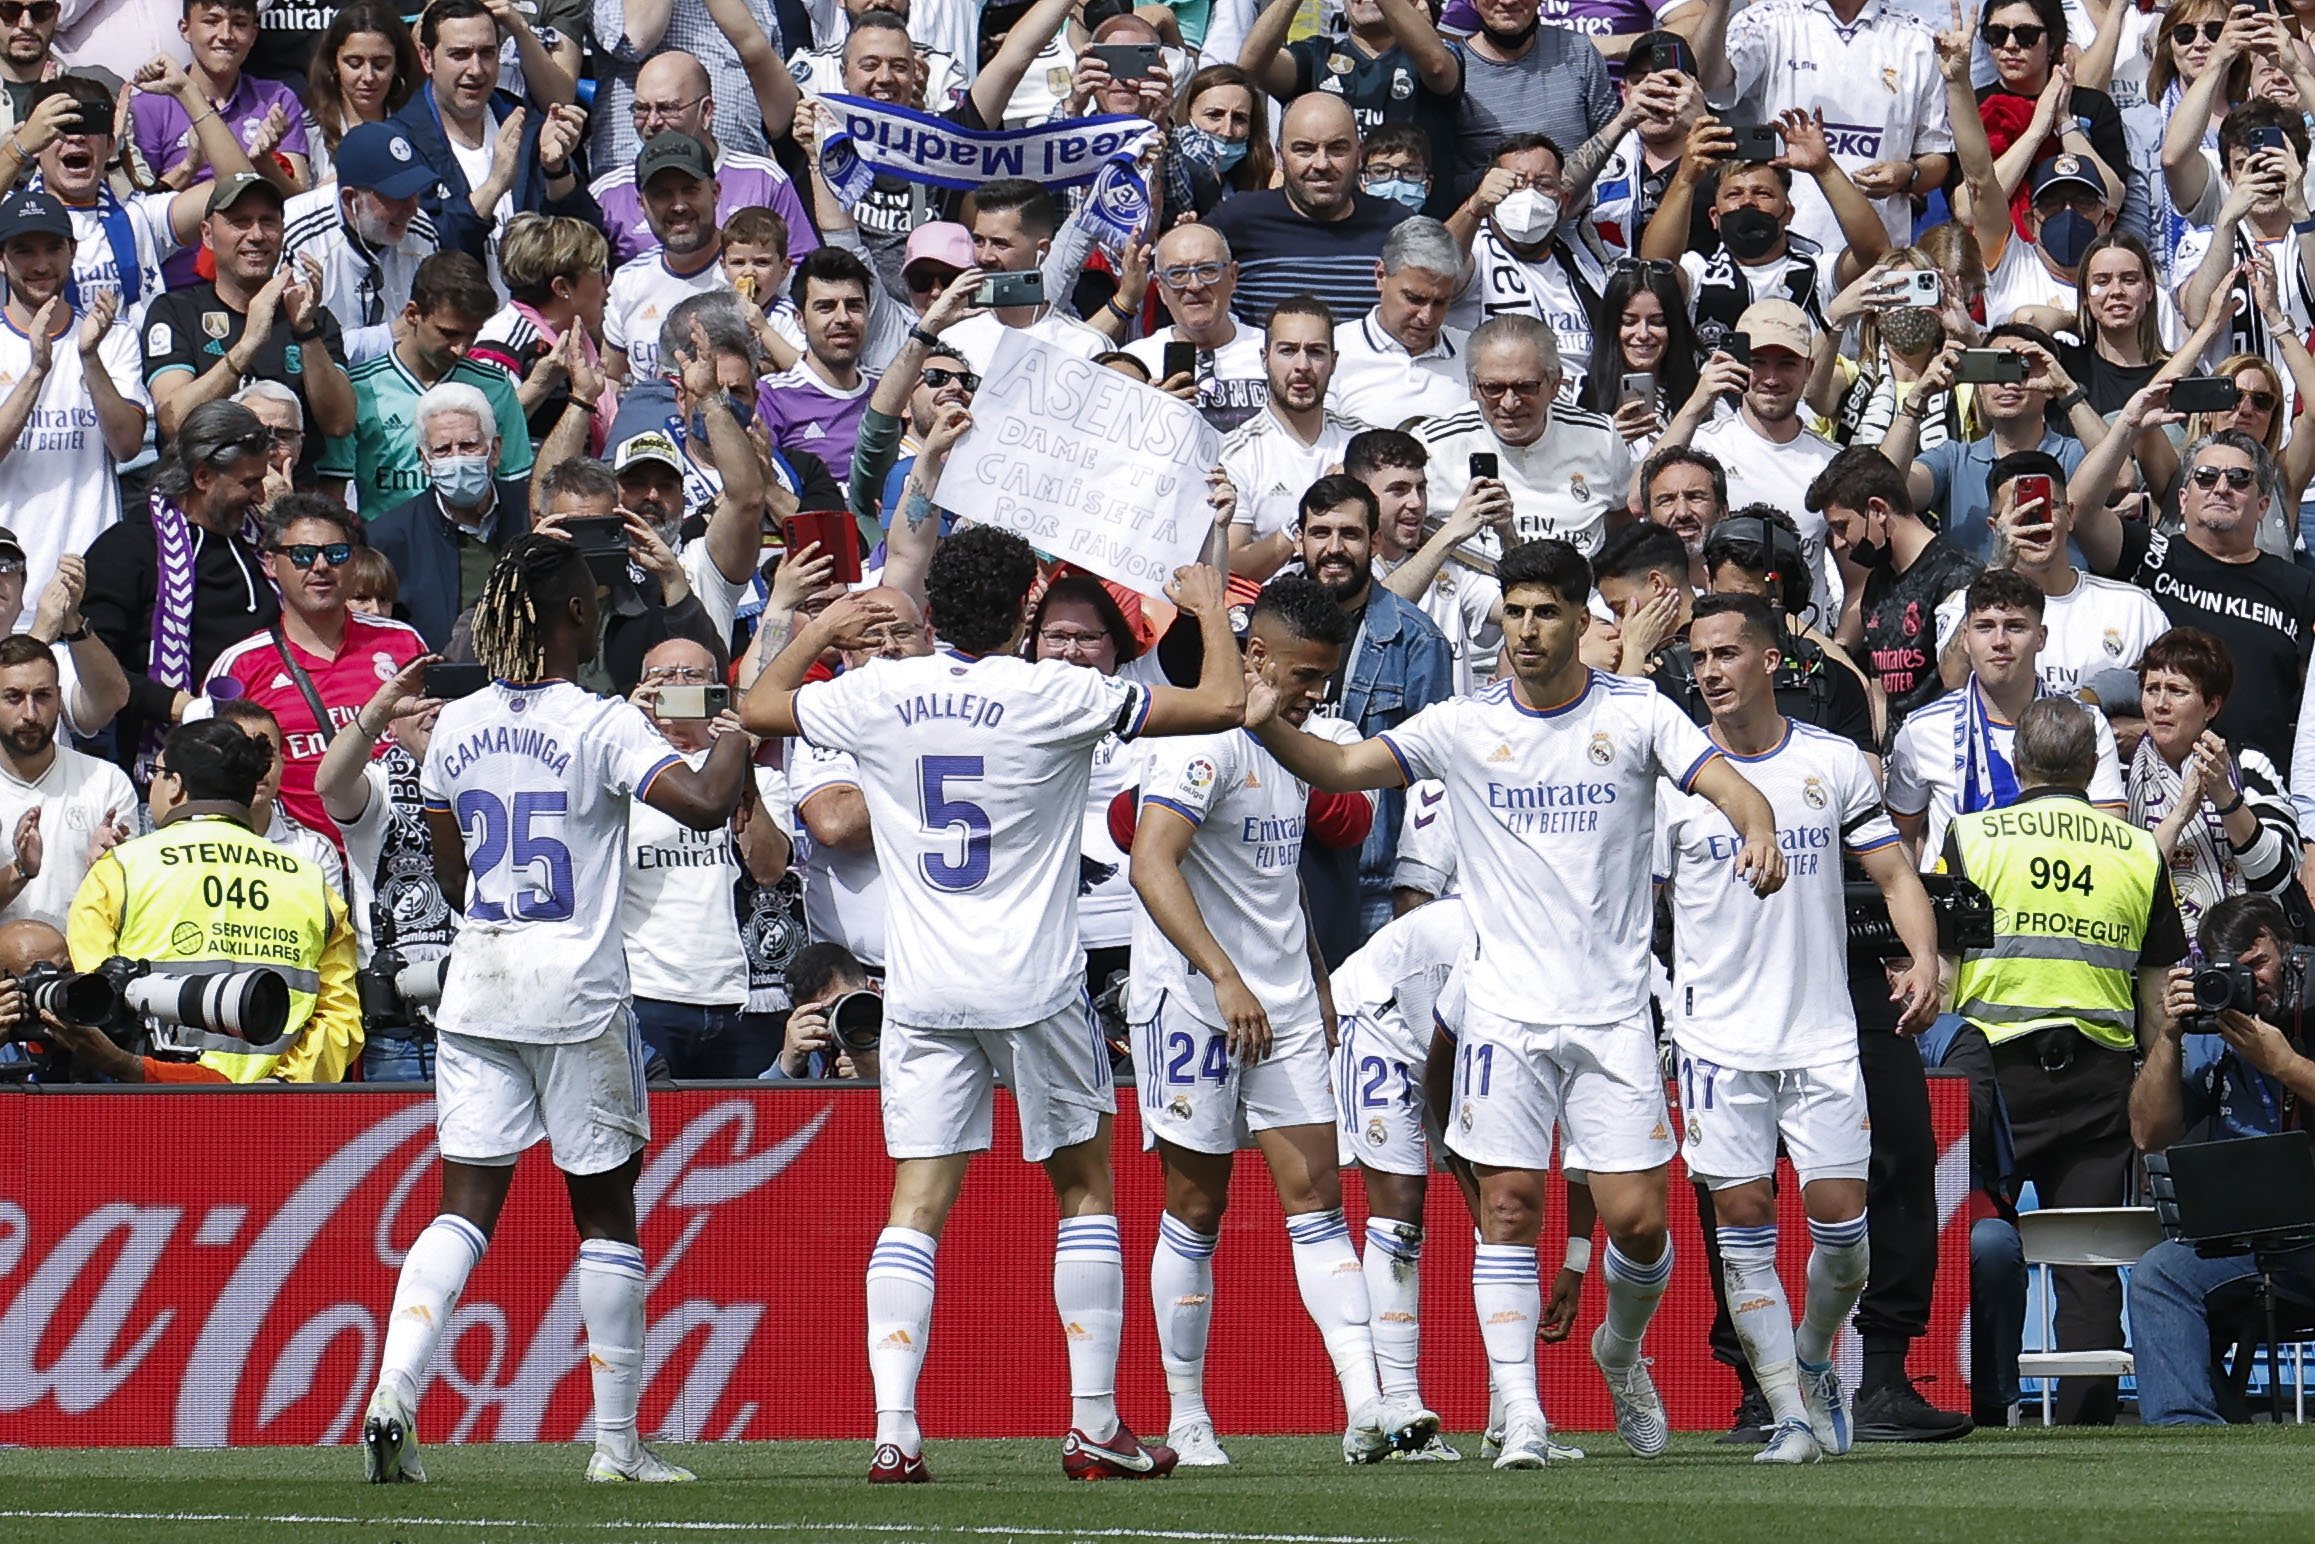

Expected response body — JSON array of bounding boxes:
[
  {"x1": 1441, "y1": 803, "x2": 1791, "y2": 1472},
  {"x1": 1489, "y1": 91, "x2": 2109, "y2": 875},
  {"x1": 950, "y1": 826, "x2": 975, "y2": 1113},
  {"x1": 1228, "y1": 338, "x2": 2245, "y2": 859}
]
[
  {"x1": 1657, "y1": 594, "x2": 1944, "y2": 1464},
  {"x1": 742, "y1": 525, "x2": 1246, "y2": 1484},
  {"x1": 362, "y1": 535, "x2": 753, "y2": 1485},
  {"x1": 1245, "y1": 538, "x2": 1787, "y2": 1470},
  {"x1": 1128, "y1": 576, "x2": 1439, "y2": 1468}
]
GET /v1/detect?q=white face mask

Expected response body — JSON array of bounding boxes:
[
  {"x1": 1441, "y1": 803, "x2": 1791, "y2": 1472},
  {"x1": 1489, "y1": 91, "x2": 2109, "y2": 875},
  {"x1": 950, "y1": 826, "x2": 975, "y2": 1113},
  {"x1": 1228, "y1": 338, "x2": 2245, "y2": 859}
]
[{"x1": 1494, "y1": 187, "x2": 1560, "y2": 245}]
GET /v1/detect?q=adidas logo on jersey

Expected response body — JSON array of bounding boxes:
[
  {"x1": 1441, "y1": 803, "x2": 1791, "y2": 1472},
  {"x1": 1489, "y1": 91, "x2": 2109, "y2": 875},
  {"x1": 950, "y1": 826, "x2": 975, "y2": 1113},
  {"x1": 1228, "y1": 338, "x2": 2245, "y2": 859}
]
[
  {"x1": 269, "y1": 672, "x2": 293, "y2": 692},
  {"x1": 801, "y1": 422, "x2": 826, "y2": 440},
  {"x1": 1487, "y1": 743, "x2": 1513, "y2": 763},
  {"x1": 1243, "y1": 768, "x2": 1261, "y2": 789}
]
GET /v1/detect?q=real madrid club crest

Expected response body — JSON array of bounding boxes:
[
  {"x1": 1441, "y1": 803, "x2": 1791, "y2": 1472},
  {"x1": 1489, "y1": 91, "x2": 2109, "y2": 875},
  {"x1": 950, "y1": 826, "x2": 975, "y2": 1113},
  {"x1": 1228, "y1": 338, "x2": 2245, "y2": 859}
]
[
  {"x1": 2103, "y1": 627, "x2": 2124, "y2": 658},
  {"x1": 1458, "y1": 1101, "x2": 1474, "y2": 1133},
  {"x1": 201, "y1": 311, "x2": 231, "y2": 341},
  {"x1": 1802, "y1": 775, "x2": 1829, "y2": 810},
  {"x1": 1169, "y1": 1094, "x2": 1193, "y2": 1121},
  {"x1": 1365, "y1": 1116, "x2": 1388, "y2": 1148},
  {"x1": 1046, "y1": 65, "x2": 1074, "y2": 95},
  {"x1": 1587, "y1": 732, "x2": 1613, "y2": 766},
  {"x1": 1569, "y1": 473, "x2": 1591, "y2": 502},
  {"x1": 1326, "y1": 52, "x2": 1353, "y2": 75}
]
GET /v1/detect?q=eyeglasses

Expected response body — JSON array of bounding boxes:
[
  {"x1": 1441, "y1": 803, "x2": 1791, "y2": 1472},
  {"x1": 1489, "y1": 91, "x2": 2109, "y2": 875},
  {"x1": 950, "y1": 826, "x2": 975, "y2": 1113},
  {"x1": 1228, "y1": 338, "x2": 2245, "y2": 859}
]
[
  {"x1": 630, "y1": 91, "x2": 707, "y2": 124},
  {"x1": 1156, "y1": 261, "x2": 1228, "y2": 289},
  {"x1": 2190, "y1": 464, "x2": 2258, "y2": 489},
  {"x1": 920, "y1": 366, "x2": 980, "y2": 391},
  {"x1": 2171, "y1": 19, "x2": 2225, "y2": 43},
  {"x1": 641, "y1": 665, "x2": 716, "y2": 684},
  {"x1": 0, "y1": 4, "x2": 59, "y2": 23},
  {"x1": 270, "y1": 541, "x2": 353, "y2": 569},
  {"x1": 1038, "y1": 627, "x2": 1112, "y2": 652},
  {"x1": 1473, "y1": 379, "x2": 1547, "y2": 401},
  {"x1": 1982, "y1": 22, "x2": 2046, "y2": 48},
  {"x1": 264, "y1": 426, "x2": 304, "y2": 446}
]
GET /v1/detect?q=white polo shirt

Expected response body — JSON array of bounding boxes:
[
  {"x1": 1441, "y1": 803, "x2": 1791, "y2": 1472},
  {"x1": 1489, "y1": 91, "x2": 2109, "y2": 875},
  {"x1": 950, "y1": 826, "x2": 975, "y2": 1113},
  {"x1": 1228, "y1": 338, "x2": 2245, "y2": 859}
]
[{"x1": 1329, "y1": 309, "x2": 1472, "y2": 429}]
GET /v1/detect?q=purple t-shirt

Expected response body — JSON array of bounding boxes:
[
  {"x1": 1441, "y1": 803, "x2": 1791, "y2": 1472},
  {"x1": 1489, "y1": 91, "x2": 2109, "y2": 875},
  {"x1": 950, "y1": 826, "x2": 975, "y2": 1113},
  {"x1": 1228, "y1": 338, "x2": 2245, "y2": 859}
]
[
  {"x1": 130, "y1": 72, "x2": 311, "y2": 288},
  {"x1": 756, "y1": 363, "x2": 872, "y2": 483},
  {"x1": 589, "y1": 148, "x2": 820, "y2": 268},
  {"x1": 1443, "y1": 0, "x2": 1669, "y2": 53}
]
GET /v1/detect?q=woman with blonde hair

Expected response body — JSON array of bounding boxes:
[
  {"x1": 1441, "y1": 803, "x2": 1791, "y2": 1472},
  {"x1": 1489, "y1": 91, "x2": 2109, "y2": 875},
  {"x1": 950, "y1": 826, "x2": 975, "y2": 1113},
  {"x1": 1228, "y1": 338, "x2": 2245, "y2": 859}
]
[
  {"x1": 1809, "y1": 245, "x2": 1984, "y2": 448},
  {"x1": 470, "y1": 214, "x2": 616, "y2": 455}
]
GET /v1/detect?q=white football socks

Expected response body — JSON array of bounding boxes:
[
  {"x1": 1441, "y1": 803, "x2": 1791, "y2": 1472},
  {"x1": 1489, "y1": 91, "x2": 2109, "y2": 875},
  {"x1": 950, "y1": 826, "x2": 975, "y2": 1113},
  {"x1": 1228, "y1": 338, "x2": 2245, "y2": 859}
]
[
  {"x1": 1151, "y1": 1212, "x2": 1219, "y2": 1429},
  {"x1": 1797, "y1": 1214, "x2": 1870, "y2": 1368},
  {"x1": 1718, "y1": 1224, "x2": 1804, "y2": 1424},
  {"x1": 1598, "y1": 1238, "x2": 1673, "y2": 1368},
  {"x1": 1054, "y1": 1215, "x2": 1124, "y2": 1442},
  {"x1": 1285, "y1": 1209, "x2": 1382, "y2": 1416},
  {"x1": 375, "y1": 1214, "x2": 487, "y2": 1411},
  {"x1": 1473, "y1": 1242, "x2": 1543, "y2": 1428},
  {"x1": 1363, "y1": 1218, "x2": 1425, "y2": 1405},
  {"x1": 865, "y1": 1226, "x2": 937, "y2": 1451},
  {"x1": 576, "y1": 1239, "x2": 648, "y2": 1461}
]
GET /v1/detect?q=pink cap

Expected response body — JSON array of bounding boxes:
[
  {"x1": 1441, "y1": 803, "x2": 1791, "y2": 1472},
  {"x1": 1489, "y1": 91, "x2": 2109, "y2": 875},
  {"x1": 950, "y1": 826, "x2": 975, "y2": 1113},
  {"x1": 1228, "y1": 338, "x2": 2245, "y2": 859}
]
[{"x1": 901, "y1": 221, "x2": 974, "y2": 277}]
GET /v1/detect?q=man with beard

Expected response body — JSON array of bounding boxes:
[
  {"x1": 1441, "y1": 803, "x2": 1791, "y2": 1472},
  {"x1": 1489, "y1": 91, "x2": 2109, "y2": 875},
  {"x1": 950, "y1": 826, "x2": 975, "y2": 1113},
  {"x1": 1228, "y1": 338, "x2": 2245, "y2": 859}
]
[
  {"x1": 1352, "y1": 428, "x2": 1509, "y2": 695},
  {"x1": 592, "y1": 50, "x2": 813, "y2": 267},
  {"x1": 1207, "y1": 95, "x2": 1414, "y2": 328},
  {"x1": 1221, "y1": 295, "x2": 1368, "y2": 581},
  {"x1": 1286, "y1": 474, "x2": 1451, "y2": 962},
  {"x1": 315, "y1": 658, "x2": 460, "y2": 1083},
  {"x1": 935, "y1": 177, "x2": 1107, "y2": 373},
  {"x1": 368, "y1": 381, "x2": 533, "y2": 649},
  {"x1": 348, "y1": 250, "x2": 532, "y2": 511},
  {"x1": 141, "y1": 173, "x2": 354, "y2": 492},
  {"x1": 0, "y1": 634, "x2": 136, "y2": 931},
  {"x1": 1660, "y1": 301, "x2": 1841, "y2": 624},
  {"x1": 1443, "y1": 133, "x2": 1609, "y2": 399},
  {"x1": 0, "y1": 0, "x2": 59, "y2": 142},
  {"x1": 535, "y1": 454, "x2": 732, "y2": 695},
  {"x1": 1239, "y1": 0, "x2": 1462, "y2": 218},
  {"x1": 759, "y1": 246, "x2": 876, "y2": 484},
  {"x1": 201, "y1": 493, "x2": 427, "y2": 842},
  {"x1": 605, "y1": 134, "x2": 734, "y2": 386},
  {"x1": 1640, "y1": 445, "x2": 1729, "y2": 592},
  {"x1": 281, "y1": 122, "x2": 443, "y2": 364},
  {"x1": 0, "y1": 189, "x2": 147, "y2": 605},
  {"x1": 0, "y1": 65, "x2": 258, "y2": 325},
  {"x1": 1640, "y1": 110, "x2": 1886, "y2": 355}
]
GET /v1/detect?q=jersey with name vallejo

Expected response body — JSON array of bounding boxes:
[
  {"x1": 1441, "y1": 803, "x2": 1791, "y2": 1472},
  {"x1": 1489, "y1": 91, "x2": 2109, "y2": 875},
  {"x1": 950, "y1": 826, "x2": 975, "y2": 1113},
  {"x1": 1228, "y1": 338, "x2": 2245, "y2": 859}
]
[
  {"x1": 793, "y1": 650, "x2": 1152, "y2": 1028},
  {"x1": 1130, "y1": 718, "x2": 1358, "y2": 1029},
  {"x1": 1655, "y1": 720, "x2": 1899, "y2": 1071},
  {"x1": 1379, "y1": 670, "x2": 1719, "y2": 1025},
  {"x1": 1330, "y1": 893, "x2": 1474, "y2": 1066},
  {"x1": 420, "y1": 681, "x2": 683, "y2": 1044}
]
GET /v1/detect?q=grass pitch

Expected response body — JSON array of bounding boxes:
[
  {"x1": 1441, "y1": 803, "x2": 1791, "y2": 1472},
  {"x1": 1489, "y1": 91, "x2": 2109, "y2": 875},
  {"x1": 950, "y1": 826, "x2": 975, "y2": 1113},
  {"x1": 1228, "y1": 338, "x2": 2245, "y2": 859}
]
[{"x1": 2, "y1": 1427, "x2": 2310, "y2": 1543}]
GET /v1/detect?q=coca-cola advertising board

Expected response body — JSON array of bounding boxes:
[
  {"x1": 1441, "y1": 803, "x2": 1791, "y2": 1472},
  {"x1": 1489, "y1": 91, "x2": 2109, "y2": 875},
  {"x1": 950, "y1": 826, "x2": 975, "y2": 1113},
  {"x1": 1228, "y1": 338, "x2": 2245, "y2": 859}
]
[{"x1": 0, "y1": 1083, "x2": 1974, "y2": 1446}]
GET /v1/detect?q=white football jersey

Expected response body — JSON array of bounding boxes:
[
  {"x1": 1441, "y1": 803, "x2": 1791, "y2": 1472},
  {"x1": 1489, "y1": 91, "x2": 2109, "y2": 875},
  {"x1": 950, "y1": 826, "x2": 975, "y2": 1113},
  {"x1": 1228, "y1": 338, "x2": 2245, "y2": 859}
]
[
  {"x1": 420, "y1": 681, "x2": 683, "y2": 1043},
  {"x1": 1378, "y1": 670, "x2": 1721, "y2": 1024},
  {"x1": 623, "y1": 750, "x2": 773, "y2": 1007},
  {"x1": 603, "y1": 251, "x2": 732, "y2": 380},
  {"x1": 788, "y1": 739, "x2": 886, "y2": 967},
  {"x1": 1391, "y1": 776, "x2": 1458, "y2": 900},
  {"x1": 1221, "y1": 405, "x2": 1368, "y2": 539},
  {"x1": 1128, "y1": 718, "x2": 1357, "y2": 1029},
  {"x1": 793, "y1": 650, "x2": 1152, "y2": 1028},
  {"x1": 1885, "y1": 683, "x2": 2127, "y2": 865},
  {"x1": 1655, "y1": 720, "x2": 1898, "y2": 1070},
  {"x1": 1934, "y1": 574, "x2": 2171, "y2": 695},
  {"x1": 1330, "y1": 894, "x2": 1474, "y2": 1067}
]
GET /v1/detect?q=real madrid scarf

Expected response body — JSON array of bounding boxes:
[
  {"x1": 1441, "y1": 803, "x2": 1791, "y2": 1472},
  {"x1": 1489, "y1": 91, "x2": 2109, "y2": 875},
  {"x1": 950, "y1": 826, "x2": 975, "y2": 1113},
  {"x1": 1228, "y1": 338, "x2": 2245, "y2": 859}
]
[
  {"x1": 816, "y1": 95, "x2": 1158, "y2": 256},
  {"x1": 143, "y1": 491, "x2": 264, "y2": 774},
  {"x1": 1954, "y1": 676, "x2": 2041, "y2": 816},
  {"x1": 2127, "y1": 733, "x2": 2236, "y2": 929}
]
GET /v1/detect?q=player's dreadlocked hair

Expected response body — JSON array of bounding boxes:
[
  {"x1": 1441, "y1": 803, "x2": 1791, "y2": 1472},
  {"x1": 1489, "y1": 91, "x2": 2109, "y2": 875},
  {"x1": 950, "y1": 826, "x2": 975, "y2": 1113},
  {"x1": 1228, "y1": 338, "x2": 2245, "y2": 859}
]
[{"x1": 472, "y1": 534, "x2": 591, "y2": 682}]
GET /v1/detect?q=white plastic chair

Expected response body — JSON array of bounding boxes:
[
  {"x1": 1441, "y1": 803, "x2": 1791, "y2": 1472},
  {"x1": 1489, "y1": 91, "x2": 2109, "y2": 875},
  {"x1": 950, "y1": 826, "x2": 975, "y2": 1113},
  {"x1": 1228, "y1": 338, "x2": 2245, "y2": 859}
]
[{"x1": 2016, "y1": 1207, "x2": 2165, "y2": 1426}]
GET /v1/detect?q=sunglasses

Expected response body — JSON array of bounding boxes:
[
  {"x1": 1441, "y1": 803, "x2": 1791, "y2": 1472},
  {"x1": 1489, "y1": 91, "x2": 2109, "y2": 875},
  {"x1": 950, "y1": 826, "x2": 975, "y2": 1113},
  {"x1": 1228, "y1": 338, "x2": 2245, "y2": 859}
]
[
  {"x1": 920, "y1": 366, "x2": 980, "y2": 391},
  {"x1": 2240, "y1": 388, "x2": 2281, "y2": 412},
  {"x1": 1474, "y1": 378, "x2": 1547, "y2": 401},
  {"x1": 0, "y1": 3, "x2": 58, "y2": 22},
  {"x1": 2190, "y1": 465, "x2": 2257, "y2": 489},
  {"x1": 2171, "y1": 19, "x2": 2225, "y2": 43},
  {"x1": 905, "y1": 266, "x2": 960, "y2": 294},
  {"x1": 1983, "y1": 22, "x2": 2046, "y2": 47},
  {"x1": 203, "y1": 429, "x2": 272, "y2": 464},
  {"x1": 270, "y1": 541, "x2": 353, "y2": 569}
]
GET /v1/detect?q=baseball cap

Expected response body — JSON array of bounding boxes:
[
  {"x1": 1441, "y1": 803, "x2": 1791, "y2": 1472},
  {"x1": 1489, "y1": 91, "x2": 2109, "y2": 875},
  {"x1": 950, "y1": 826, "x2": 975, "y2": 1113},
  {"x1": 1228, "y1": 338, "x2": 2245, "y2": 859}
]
[
  {"x1": 2030, "y1": 154, "x2": 2104, "y2": 207},
  {"x1": 0, "y1": 527, "x2": 26, "y2": 567},
  {"x1": 634, "y1": 132, "x2": 715, "y2": 187},
  {"x1": 614, "y1": 429, "x2": 684, "y2": 474},
  {"x1": 901, "y1": 221, "x2": 973, "y2": 279},
  {"x1": 1735, "y1": 298, "x2": 1813, "y2": 358},
  {"x1": 334, "y1": 122, "x2": 437, "y2": 200},
  {"x1": 0, "y1": 190, "x2": 71, "y2": 245},
  {"x1": 1624, "y1": 29, "x2": 1697, "y2": 77},
  {"x1": 206, "y1": 170, "x2": 285, "y2": 218}
]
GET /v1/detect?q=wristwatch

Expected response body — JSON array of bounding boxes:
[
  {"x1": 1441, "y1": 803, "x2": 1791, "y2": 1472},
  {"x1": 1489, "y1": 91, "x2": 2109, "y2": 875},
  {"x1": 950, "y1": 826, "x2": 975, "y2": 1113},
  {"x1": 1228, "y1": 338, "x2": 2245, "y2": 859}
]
[
  {"x1": 2050, "y1": 386, "x2": 2086, "y2": 413},
  {"x1": 290, "y1": 324, "x2": 324, "y2": 343}
]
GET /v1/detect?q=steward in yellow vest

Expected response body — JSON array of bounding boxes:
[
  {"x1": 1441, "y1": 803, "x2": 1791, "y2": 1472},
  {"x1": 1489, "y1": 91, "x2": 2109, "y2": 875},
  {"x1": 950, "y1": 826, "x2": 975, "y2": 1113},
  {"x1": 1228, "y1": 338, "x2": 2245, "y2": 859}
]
[
  {"x1": 66, "y1": 719, "x2": 360, "y2": 1082},
  {"x1": 1938, "y1": 697, "x2": 2187, "y2": 1425}
]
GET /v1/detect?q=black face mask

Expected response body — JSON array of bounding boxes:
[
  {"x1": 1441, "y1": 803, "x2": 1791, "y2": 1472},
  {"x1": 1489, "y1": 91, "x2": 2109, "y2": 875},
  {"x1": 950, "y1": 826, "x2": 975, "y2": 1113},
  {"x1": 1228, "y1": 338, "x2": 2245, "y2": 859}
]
[
  {"x1": 1719, "y1": 207, "x2": 1782, "y2": 262},
  {"x1": 1481, "y1": 16, "x2": 1539, "y2": 48},
  {"x1": 1849, "y1": 534, "x2": 1894, "y2": 570}
]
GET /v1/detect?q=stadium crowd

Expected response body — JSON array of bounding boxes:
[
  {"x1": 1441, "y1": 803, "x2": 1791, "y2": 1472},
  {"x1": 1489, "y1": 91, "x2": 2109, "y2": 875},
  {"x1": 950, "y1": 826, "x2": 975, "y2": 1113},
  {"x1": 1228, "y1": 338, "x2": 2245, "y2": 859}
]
[{"x1": 0, "y1": 0, "x2": 2309, "y2": 1470}]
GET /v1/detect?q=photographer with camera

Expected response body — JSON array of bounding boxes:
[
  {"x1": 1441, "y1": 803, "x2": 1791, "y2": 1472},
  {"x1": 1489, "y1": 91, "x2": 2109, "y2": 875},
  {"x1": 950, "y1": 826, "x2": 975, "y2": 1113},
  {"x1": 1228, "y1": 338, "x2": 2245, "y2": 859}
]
[
  {"x1": 65, "y1": 718, "x2": 360, "y2": 1083},
  {"x1": 2128, "y1": 893, "x2": 2315, "y2": 1423},
  {"x1": 764, "y1": 941, "x2": 881, "y2": 1081},
  {"x1": 0, "y1": 918, "x2": 240, "y2": 1084}
]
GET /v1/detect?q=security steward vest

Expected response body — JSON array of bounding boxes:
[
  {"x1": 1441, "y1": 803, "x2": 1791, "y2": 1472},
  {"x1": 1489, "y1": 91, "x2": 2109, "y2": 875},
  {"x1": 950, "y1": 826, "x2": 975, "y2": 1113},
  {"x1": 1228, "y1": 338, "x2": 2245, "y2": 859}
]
[
  {"x1": 1948, "y1": 788, "x2": 2166, "y2": 1053},
  {"x1": 74, "y1": 806, "x2": 339, "y2": 1081}
]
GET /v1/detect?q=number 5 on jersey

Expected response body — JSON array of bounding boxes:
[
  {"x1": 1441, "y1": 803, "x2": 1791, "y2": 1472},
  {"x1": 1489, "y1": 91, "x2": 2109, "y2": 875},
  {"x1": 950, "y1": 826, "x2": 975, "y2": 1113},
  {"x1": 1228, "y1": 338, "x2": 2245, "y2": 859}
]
[{"x1": 919, "y1": 755, "x2": 991, "y2": 892}]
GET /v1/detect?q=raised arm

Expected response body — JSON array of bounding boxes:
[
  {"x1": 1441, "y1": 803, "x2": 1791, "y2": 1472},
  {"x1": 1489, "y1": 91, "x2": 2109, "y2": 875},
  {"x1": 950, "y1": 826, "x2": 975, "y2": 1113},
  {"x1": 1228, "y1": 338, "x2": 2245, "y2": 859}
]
[
  {"x1": 972, "y1": 0, "x2": 1079, "y2": 126},
  {"x1": 700, "y1": 0, "x2": 798, "y2": 142},
  {"x1": 1375, "y1": 0, "x2": 1460, "y2": 94},
  {"x1": 1935, "y1": 23, "x2": 2008, "y2": 269},
  {"x1": 1139, "y1": 564, "x2": 1248, "y2": 736},
  {"x1": 484, "y1": 0, "x2": 576, "y2": 107},
  {"x1": 638, "y1": 722, "x2": 754, "y2": 829},
  {"x1": 2066, "y1": 379, "x2": 2176, "y2": 574},
  {"x1": 1242, "y1": 676, "x2": 1406, "y2": 791},
  {"x1": 741, "y1": 590, "x2": 901, "y2": 739},
  {"x1": 319, "y1": 657, "x2": 437, "y2": 827},
  {"x1": 1236, "y1": 0, "x2": 1303, "y2": 100}
]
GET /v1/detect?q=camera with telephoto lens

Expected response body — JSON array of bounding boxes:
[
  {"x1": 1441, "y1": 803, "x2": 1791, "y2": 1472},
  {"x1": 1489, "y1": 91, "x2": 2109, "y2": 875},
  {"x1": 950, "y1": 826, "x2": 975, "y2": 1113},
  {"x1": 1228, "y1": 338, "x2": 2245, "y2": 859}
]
[
  {"x1": 2185, "y1": 960, "x2": 2263, "y2": 1032},
  {"x1": 1843, "y1": 873, "x2": 1996, "y2": 960},
  {"x1": 825, "y1": 989, "x2": 882, "y2": 1054},
  {"x1": 2, "y1": 957, "x2": 292, "y2": 1065},
  {"x1": 354, "y1": 948, "x2": 450, "y2": 1038}
]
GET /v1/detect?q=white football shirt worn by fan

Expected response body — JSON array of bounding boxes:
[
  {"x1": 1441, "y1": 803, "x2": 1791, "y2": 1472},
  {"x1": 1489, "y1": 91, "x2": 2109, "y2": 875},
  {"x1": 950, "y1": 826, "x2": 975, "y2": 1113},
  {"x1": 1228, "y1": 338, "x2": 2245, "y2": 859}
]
[
  {"x1": 623, "y1": 749, "x2": 778, "y2": 1007},
  {"x1": 793, "y1": 650, "x2": 1153, "y2": 1028},
  {"x1": 1329, "y1": 893, "x2": 1474, "y2": 1067},
  {"x1": 1655, "y1": 720, "x2": 1899, "y2": 1070},
  {"x1": 1129, "y1": 718, "x2": 1359, "y2": 1030},
  {"x1": 420, "y1": 681, "x2": 683, "y2": 1043},
  {"x1": 1378, "y1": 670, "x2": 1722, "y2": 1024}
]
